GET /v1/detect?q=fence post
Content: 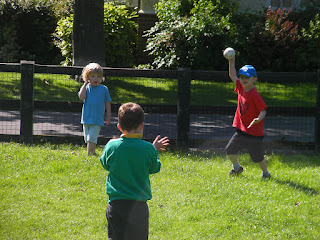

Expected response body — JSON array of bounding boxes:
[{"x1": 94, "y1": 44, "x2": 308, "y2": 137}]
[
  {"x1": 177, "y1": 68, "x2": 191, "y2": 150},
  {"x1": 20, "y1": 60, "x2": 35, "y2": 144},
  {"x1": 315, "y1": 69, "x2": 320, "y2": 152}
]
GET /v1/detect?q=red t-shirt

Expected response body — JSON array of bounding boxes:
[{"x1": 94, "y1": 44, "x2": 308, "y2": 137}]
[{"x1": 233, "y1": 79, "x2": 267, "y2": 136}]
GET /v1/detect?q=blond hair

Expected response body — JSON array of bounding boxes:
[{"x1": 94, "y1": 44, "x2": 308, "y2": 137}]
[{"x1": 81, "y1": 63, "x2": 104, "y2": 82}]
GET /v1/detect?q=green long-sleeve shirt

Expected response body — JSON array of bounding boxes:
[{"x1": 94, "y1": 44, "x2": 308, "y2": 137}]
[{"x1": 100, "y1": 136, "x2": 161, "y2": 202}]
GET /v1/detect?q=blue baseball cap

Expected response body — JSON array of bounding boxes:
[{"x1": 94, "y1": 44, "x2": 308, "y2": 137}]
[{"x1": 238, "y1": 65, "x2": 257, "y2": 77}]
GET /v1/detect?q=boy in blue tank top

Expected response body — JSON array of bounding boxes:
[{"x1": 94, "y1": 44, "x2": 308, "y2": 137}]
[{"x1": 100, "y1": 102, "x2": 169, "y2": 240}]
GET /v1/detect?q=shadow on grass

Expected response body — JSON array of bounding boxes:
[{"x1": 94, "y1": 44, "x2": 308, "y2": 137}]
[
  {"x1": 108, "y1": 77, "x2": 178, "y2": 104},
  {"x1": 272, "y1": 177, "x2": 319, "y2": 196},
  {"x1": 33, "y1": 75, "x2": 81, "y2": 102},
  {"x1": 258, "y1": 82, "x2": 316, "y2": 108},
  {"x1": 0, "y1": 77, "x2": 21, "y2": 100},
  {"x1": 273, "y1": 154, "x2": 320, "y2": 168}
]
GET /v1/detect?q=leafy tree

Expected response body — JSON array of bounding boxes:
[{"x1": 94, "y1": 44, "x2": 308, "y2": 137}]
[
  {"x1": 144, "y1": 0, "x2": 237, "y2": 70},
  {"x1": 53, "y1": 2, "x2": 138, "y2": 67}
]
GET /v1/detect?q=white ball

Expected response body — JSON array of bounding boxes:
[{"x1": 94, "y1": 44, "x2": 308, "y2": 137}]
[{"x1": 223, "y1": 47, "x2": 235, "y2": 60}]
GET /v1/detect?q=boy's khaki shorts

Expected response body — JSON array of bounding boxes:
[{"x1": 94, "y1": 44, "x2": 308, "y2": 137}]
[{"x1": 83, "y1": 124, "x2": 101, "y2": 144}]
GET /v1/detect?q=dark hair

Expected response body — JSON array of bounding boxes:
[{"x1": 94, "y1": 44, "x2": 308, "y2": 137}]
[{"x1": 118, "y1": 102, "x2": 145, "y2": 131}]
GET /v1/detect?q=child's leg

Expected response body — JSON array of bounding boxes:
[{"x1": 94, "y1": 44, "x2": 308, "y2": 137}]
[
  {"x1": 228, "y1": 154, "x2": 242, "y2": 172},
  {"x1": 87, "y1": 142, "x2": 96, "y2": 155},
  {"x1": 258, "y1": 158, "x2": 270, "y2": 178},
  {"x1": 84, "y1": 124, "x2": 101, "y2": 156},
  {"x1": 225, "y1": 131, "x2": 243, "y2": 173},
  {"x1": 258, "y1": 158, "x2": 268, "y2": 172},
  {"x1": 248, "y1": 137, "x2": 271, "y2": 178},
  {"x1": 107, "y1": 200, "x2": 149, "y2": 240}
]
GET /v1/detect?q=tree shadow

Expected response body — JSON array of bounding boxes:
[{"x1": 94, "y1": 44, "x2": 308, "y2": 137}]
[
  {"x1": 271, "y1": 154, "x2": 320, "y2": 167},
  {"x1": 272, "y1": 177, "x2": 319, "y2": 196},
  {"x1": 107, "y1": 77, "x2": 178, "y2": 105}
]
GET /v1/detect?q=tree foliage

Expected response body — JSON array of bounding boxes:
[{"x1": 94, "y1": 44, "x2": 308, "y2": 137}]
[
  {"x1": 145, "y1": 0, "x2": 237, "y2": 70},
  {"x1": 53, "y1": 2, "x2": 138, "y2": 67},
  {"x1": 0, "y1": 0, "x2": 62, "y2": 64},
  {"x1": 247, "y1": 7, "x2": 300, "y2": 71}
]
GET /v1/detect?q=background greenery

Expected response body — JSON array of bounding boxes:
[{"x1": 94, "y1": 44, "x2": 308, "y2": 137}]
[
  {"x1": 0, "y1": 0, "x2": 63, "y2": 64},
  {"x1": 1, "y1": 0, "x2": 320, "y2": 71},
  {"x1": 146, "y1": 0, "x2": 320, "y2": 71},
  {"x1": 145, "y1": 0, "x2": 236, "y2": 70},
  {"x1": 1, "y1": 142, "x2": 319, "y2": 239},
  {"x1": 53, "y1": 2, "x2": 138, "y2": 67}
]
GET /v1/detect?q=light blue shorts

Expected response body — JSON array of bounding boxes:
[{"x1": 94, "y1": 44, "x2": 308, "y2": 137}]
[{"x1": 83, "y1": 124, "x2": 101, "y2": 144}]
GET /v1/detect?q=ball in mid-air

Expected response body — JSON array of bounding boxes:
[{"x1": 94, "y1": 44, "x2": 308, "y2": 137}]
[{"x1": 223, "y1": 47, "x2": 235, "y2": 60}]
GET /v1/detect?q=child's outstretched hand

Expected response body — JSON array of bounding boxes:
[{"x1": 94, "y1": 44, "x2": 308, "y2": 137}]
[
  {"x1": 153, "y1": 135, "x2": 170, "y2": 151},
  {"x1": 248, "y1": 118, "x2": 260, "y2": 128},
  {"x1": 248, "y1": 110, "x2": 266, "y2": 129}
]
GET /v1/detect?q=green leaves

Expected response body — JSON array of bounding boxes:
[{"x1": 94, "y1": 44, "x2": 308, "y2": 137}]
[
  {"x1": 103, "y1": 2, "x2": 138, "y2": 67},
  {"x1": 145, "y1": 0, "x2": 236, "y2": 70},
  {"x1": 53, "y1": 15, "x2": 73, "y2": 66},
  {"x1": 53, "y1": 2, "x2": 138, "y2": 67}
]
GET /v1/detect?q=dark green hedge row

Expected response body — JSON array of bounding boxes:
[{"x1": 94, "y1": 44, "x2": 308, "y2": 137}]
[{"x1": 0, "y1": 0, "x2": 69, "y2": 64}]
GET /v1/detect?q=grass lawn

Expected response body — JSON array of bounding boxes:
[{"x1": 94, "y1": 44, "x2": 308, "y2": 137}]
[
  {"x1": 0, "y1": 72, "x2": 317, "y2": 107},
  {"x1": 1, "y1": 143, "x2": 319, "y2": 239}
]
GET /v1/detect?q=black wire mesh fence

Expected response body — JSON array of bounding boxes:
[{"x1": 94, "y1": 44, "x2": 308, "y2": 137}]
[{"x1": 0, "y1": 62, "x2": 319, "y2": 152}]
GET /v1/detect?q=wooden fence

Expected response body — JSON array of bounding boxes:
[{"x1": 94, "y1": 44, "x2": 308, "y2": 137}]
[{"x1": 0, "y1": 61, "x2": 319, "y2": 151}]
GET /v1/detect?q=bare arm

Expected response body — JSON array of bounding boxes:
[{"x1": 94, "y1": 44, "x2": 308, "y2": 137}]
[
  {"x1": 228, "y1": 56, "x2": 238, "y2": 83},
  {"x1": 78, "y1": 81, "x2": 89, "y2": 101},
  {"x1": 247, "y1": 110, "x2": 266, "y2": 128},
  {"x1": 105, "y1": 102, "x2": 111, "y2": 125}
]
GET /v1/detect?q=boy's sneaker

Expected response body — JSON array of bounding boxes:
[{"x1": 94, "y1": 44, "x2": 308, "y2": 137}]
[
  {"x1": 262, "y1": 172, "x2": 271, "y2": 179},
  {"x1": 229, "y1": 166, "x2": 244, "y2": 175}
]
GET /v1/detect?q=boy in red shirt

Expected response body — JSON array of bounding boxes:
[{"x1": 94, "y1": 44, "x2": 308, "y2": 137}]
[{"x1": 225, "y1": 54, "x2": 271, "y2": 178}]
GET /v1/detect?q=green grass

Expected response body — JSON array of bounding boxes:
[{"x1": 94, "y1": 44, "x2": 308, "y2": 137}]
[
  {"x1": 1, "y1": 142, "x2": 319, "y2": 239},
  {"x1": 0, "y1": 72, "x2": 317, "y2": 107}
]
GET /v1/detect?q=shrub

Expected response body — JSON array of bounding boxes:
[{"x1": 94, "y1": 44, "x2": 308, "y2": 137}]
[
  {"x1": 144, "y1": 0, "x2": 237, "y2": 70},
  {"x1": 53, "y1": 2, "x2": 138, "y2": 67},
  {"x1": 297, "y1": 13, "x2": 320, "y2": 71},
  {"x1": 0, "y1": 0, "x2": 63, "y2": 64},
  {"x1": 52, "y1": 15, "x2": 74, "y2": 66},
  {"x1": 232, "y1": 3, "x2": 320, "y2": 72},
  {"x1": 103, "y1": 2, "x2": 138, "y2": 67},
  {"x1": 246, "y1": 7, "x2": 300, "y2": 71}
]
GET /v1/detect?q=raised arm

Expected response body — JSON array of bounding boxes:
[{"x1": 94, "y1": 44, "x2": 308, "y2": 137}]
[
  {"x1": 78, "y1": 81, "x2": 89, "y2": 101},
  {"x1": 228, "y1": 56, "x2": 238, "y2": 83}
]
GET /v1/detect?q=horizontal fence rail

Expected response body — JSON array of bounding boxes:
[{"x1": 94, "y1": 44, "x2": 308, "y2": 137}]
[{"x1": 0, "y1": 61, "x2": 319, "y2": 152}]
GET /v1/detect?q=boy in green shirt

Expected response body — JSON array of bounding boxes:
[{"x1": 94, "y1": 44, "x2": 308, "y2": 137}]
[{"x1": 100, "y1": 102, "x2": 169, "y2": 240}]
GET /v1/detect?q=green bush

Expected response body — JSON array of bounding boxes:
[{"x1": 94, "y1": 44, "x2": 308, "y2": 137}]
[
  {"x1": 247, "y1": 7, "x2": 300, "y2": 71},
  {"x1": 104, "y1": 2, "x2": 138, "y2": 67},
  {"x1": 52, "y1": 15, "x2": 74, "y2": 66},
  {"x1": 232, "y1": 6, "x2": 320, "y2": 72},
  {"x1": 145, "y1": 0, "x2": 237, "y2": 70},
  {"x1": 145, "y1": 0, "x2": 319, "y2": 72},
  {"x1": 0, "y1": 0, "x2": 63, "y2": 64},
  {"x1": 53, "y1": 2, "x2": 138, "y2": 67},
  {"x1": 296, "y1": 13, "x2": 320, "y2": 71}
]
